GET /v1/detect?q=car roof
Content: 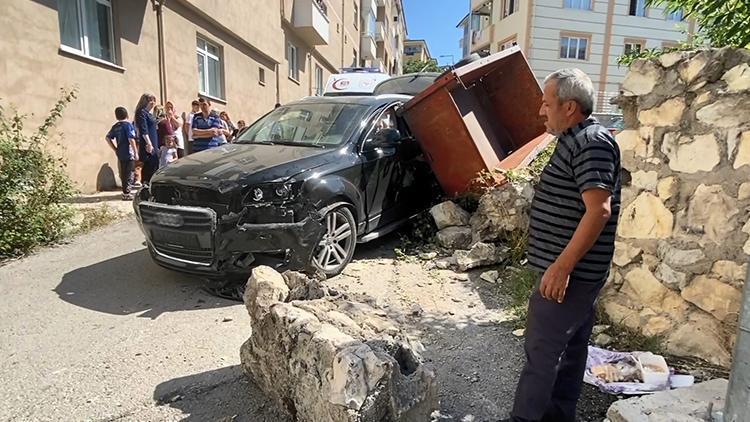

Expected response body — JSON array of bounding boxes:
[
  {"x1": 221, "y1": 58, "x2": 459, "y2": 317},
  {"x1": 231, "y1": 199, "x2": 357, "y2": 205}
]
[{"x1": 287, "y1": 94, "x2": 412, "y2": 108}]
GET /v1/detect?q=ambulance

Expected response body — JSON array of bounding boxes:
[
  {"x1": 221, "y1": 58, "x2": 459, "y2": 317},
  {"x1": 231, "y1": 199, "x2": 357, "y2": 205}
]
[{"x1": 322, "y1": 67, "x2": 391, "y2": 97}]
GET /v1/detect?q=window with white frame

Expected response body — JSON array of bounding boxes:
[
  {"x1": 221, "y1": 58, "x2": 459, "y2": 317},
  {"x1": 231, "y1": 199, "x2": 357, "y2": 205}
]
[
  {"x1": 564, "y1": 0, "x2": 591, "y2": 11},
  {"x1": 666, "y1": 9, "x2": 683, "y2": 21},
  {"x1": 629, "y1": 0, "x2": 647, "y2": 16},
  {"x1": 197, "y1": 36, "x2": 223, "y2": 98},
  {"x1": 58, "y1": 0, "x2": 115, "y2": 63},
  {"x1": 287, "y1": 42, "x2": 299, "y2": 81},
  {"x1": 315, "y1": 65, "x2": 324, "y2": 96},
  {"x1": 559, "y1": 36, "x2": 588, "y2": 60},
  {"x1": 624, "y1": 41, "x2": 644, "y2": 55}
]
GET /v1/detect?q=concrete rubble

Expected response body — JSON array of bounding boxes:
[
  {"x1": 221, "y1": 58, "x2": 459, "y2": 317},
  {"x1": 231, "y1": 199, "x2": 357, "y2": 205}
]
[
  {"x1": 606, "y1": 379, "x2": 727, "y2": 422},
  {"x1": 240, "y1": 266, "x2": 439, "y2": 422}
]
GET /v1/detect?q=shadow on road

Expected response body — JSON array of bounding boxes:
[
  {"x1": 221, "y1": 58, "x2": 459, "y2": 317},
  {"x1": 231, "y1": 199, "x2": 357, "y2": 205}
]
[
  {"x1": 55, "y1": 248, "x2": 237, "y2": 318},
  {"x1": 153, "y1": 365, "x2": 287, "y2": 422}
]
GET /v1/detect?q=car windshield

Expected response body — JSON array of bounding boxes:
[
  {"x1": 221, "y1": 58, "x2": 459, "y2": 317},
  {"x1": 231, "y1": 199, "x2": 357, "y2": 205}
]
[{"x1": 235, "y1": 103, "x2": 370, "y2": 148}]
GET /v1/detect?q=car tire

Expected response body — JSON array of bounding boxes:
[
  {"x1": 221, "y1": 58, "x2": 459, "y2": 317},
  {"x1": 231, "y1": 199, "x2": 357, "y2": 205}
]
[{"x1": 311, "y1": 206, "x2": 357, "y2": 277}]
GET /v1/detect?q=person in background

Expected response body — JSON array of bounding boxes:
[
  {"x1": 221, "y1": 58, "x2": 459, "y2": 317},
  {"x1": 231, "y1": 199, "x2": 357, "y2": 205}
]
[
  {"x1": 134, "y1": 93, "x2": 159, "y2": 184},
  {"x1": 182, "y1": 99, "x2": 200, "y2": 155},
  {"x1": 191, "y1": 98, "x2": 228, "y2": 152},
  {"x1": 154, "y1": 104, "x2": 174, "y2": 149},
  {"x1": 105, "y1": 106, "x2": 138, "y2": 200},
  {"x1": 159, "y1": 135, "x2": 178, "y2": 168},
  {"x1": 236, "y1": 119, "x2": 247, "y2": 138},
  {"x1": 219, "y1": 111, "x2": 237, "y2": 142},
  {"x1": 165, "y1": 101, "x2": 185, "y2": 158},
  {"x1": 503, "y1": 68, "x2": 621, "y2": 422}
]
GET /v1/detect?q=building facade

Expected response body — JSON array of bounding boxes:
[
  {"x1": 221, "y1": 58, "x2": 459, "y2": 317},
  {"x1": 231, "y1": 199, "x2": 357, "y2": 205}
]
[
  {"x1": 0, "y1": 0, "x2": 406, "y2": 191},
  {"x1": 459, "y1": 0, "x2": 693, "y2": 112},
  {"x1": 403, "y1": 39, "x2": 432, "y2": 63}
]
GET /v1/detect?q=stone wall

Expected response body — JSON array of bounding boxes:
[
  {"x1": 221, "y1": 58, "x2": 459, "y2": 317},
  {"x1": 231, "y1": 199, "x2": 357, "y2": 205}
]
[{"x1": 603, "y1": 48, "x2": 750, "y2": 367}]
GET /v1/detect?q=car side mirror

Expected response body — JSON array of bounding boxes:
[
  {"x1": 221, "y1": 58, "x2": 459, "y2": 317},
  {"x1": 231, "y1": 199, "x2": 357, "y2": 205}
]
[{"x1": 366, "y1": 128, "x2": 401, "y2": 150}]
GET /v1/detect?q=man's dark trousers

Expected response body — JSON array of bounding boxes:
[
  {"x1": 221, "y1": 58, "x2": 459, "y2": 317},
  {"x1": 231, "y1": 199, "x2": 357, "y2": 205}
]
[
  {"x1": 511, "y1": 276, "x2": 604, "y2": 422},
  {"x1": 118, "y1": 159, "x2": 135, "y2": 195}
]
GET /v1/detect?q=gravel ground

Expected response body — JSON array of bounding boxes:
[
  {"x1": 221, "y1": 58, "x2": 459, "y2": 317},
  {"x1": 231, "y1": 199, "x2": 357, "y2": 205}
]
[{"x1": 1, "y1": 213, "x2": 616, "y2": 421}]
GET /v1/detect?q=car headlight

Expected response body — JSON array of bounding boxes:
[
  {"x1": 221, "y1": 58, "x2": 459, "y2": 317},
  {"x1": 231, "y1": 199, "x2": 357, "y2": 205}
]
[{"x1": 242, "y1": 182, "x2": 301, "y2": 204}]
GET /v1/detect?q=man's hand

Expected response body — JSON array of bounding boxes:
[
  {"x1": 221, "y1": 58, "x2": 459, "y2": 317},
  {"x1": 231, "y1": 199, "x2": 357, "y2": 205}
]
[
  {"x1": 540, "y1": 261, "x2": 571, "y2": 303},
  {"x1": 145, "y1": 143, "x2": 153, "y2": 154}
]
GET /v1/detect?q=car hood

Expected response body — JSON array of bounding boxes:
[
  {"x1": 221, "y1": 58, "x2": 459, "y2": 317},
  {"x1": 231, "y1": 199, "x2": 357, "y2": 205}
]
[{"x1": 151, "y1": 143, "x2": 339, "y2": 190}]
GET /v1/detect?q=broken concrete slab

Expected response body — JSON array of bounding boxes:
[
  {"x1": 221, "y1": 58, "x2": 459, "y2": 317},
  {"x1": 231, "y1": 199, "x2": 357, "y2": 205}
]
[
  {"x1": 606, "y1": 378, "x2": 727, "y2": 422},
  {"x1": 240, "y1": 266, "x2": 439, "y2": 422},
  {"x1": 430, "y1": 201, "x2": 470, "y2": 230}
]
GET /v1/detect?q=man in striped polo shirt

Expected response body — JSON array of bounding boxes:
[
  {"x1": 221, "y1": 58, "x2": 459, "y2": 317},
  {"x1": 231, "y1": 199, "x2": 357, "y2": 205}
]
[{"x1": 505, "y1": 69, "x2": 621, "y2": 422}]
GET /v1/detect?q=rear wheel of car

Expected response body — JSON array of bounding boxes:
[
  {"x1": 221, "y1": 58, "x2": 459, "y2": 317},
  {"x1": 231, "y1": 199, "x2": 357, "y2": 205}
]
[{"x1": 311, "y1": 206, "x2": 357, "y2": 277}]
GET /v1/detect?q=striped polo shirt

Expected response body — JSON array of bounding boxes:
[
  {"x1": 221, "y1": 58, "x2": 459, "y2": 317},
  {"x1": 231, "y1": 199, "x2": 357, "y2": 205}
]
[{"x1": 527, "y1": 117, "x2": 621, "y2": 283}]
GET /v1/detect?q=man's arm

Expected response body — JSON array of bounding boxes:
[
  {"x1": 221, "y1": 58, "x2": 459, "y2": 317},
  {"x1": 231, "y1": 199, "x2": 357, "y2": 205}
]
[
  {"x1": 129, "y1": 137, "x2": 139, "y2": 161},
  {"x1": 540, "y1": 189, "x2": 612, "y2": 302},
  {"x1": 192, "y1": 128, "x2": 218, "y2": 137}
]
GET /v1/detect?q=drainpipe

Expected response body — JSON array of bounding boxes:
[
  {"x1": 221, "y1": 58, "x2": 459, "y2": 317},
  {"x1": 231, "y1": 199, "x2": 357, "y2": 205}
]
[
  {"x1": 341, "y1": 0, "x2": 346, "y2": 69},
  {"x1": 275, "y1": 63, "x2": 281, "y2": 105},
  {"x1": 152, "y1": 0, "x2": 167, "y2": 103},
  {"x1": 721, "y1": 263, "x2": 750, "y2": 421}
]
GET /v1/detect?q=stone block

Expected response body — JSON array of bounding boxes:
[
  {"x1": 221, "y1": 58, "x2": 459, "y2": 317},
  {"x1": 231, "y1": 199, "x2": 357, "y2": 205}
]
[
  {"x1": 243, "y1": 266, "x2": 290, "y2": 322},
  {"x1": 678, "y1": 51, "x2": 708, "y2": 84},
  {"x1": 660, "y1": 132, "x2": 720, "y2": 174},
  {"x1": 681, "y1": 275, "x2": 742, "y2": 321},
  {"x1": 430, "y1": 201, "x2": 470, "y2": 230},
  {"x1": 631, "y1": 170, "x2": 658, "y2": 192},
  {"x1": 655, "y1": 263, "x2": 688, "y2": 290},
  {"x1": 470, "y1": 181, "x2": 533, "y2": 243},
  {"x1": 453, "y1": 242, "x2": 509, "y2": 272},
  {"x1": 618, "y1": 193, "x2": 674, "y2": 239},
  {"x1": 738, "y1": 182, "x2": 750, "y2": 201},
  {"x1": 722, "y1": 62, "x2": 750, "y2": 92},
  {"x1": 621, "y1": 267, "x2": 670, "y2": 308},
  {"x1": 606, "y1": 379, "x2": 728, "y2": 422},
  {"x1": 733, "y1": 131, "x2": 750, "y2": 169},
  {"x1": 642, "y1": 315, "x2": 672, "y2": 336},
  {"x1": 694, "y1": 91, "x2": 711, "y2": 105},
  {"x1": 697, "y1": 96, "x2": 750, "y2": 128},
  {"x1": 616, "y1": 129, "x2": 648, "y2": 156},
  {"x1": 656, "y1": 177, "x2": 678, "y2": 201},
  {"x1": 622, "y1": 60, "x2": 662, "y2": 96},
  {"x1": 665, "y1": 312, "x2": 731, "y2": 366},
  {"x1": 657, "y1": 242, "x2": 706, "y2": 268},
  {"x1": 638, "y1": 97, "x2": 686, "y2": 127},
  {"x1": 602, "y1": 296, "x2": 642, "y2": 331},
  {"x1": 686, "y1": 184, "x2": 740, "y2": 245},
  {"x1": 436, "y1": 226, "x2": 472, "y2": 250},
  {"x1": 711, "y1": 260, "x2": 748, "y2": 283},
  {"x1": 659, "y1": 51, "x2": 684, "y2": 68},
  {"x1": 613, "y1": 241, "x2": 642, "y2": 267}
]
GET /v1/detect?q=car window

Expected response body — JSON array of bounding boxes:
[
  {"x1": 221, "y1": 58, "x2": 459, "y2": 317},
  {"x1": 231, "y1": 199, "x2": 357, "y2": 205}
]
[{"x1": 235, "y1": 103, "x2": 370, "y2": 147}]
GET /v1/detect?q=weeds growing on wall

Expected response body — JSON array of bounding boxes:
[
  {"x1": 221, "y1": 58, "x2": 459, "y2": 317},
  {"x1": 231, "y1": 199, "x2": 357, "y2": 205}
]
[{"x1": 0, "y1": 89, "x2": 78, "y2": 258}]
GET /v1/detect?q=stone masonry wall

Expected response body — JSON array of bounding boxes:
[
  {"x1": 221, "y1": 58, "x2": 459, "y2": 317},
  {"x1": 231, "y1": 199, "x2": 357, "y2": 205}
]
[{"x1": 603, "y1": 48, "x2": 750, "y2": 367}]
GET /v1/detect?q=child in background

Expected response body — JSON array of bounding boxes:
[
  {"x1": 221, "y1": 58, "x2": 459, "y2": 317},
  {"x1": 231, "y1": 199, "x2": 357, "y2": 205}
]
[
  {"x1": 159, "y1": 135, "x2": 178, "y2": 168},
  {"x1": 106, "y1": 106, "x2": 138, "y2": 200}
]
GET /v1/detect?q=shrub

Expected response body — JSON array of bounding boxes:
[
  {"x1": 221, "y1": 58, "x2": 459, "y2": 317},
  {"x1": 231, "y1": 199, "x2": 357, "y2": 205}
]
[{"x1": 0, "y1": 89, "x2": 77, "y2": 258}]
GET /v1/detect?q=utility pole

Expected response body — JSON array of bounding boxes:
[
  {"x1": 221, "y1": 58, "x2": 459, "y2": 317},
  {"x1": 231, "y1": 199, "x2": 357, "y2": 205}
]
[{"x1": 722, "y1": 263, "x2": 750, "y2": 421}]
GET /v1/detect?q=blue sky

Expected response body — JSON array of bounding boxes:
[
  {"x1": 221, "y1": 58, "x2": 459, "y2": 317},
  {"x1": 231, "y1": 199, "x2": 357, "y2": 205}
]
[{"x1": 403, "y1": 0, "x2": 467, "y2": 66}]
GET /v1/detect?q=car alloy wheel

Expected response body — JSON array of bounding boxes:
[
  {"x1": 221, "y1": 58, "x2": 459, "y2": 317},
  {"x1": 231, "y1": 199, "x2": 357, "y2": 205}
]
[{"x1": 312, "y1": 206, "x2": 356, "y2": 276}]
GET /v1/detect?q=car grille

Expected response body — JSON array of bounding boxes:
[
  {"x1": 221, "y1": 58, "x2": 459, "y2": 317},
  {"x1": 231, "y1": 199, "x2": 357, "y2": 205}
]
[
  {"x1": 150, "y1": 184, "x2": 233, "y2": 215},
  {"x1": 139, "y1": 202, "x2": 216, "y2": 265}
]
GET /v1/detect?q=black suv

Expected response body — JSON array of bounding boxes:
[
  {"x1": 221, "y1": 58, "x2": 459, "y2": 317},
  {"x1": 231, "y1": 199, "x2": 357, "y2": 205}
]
[{"x1": 134, "y1": 95, "x2": 438, "y2": 277}]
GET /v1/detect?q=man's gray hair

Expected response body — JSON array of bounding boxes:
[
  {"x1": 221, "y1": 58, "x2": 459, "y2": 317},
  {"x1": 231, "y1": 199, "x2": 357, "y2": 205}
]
[{"x1": 544, "y1": 68, "x2": 595, "y2": 116}]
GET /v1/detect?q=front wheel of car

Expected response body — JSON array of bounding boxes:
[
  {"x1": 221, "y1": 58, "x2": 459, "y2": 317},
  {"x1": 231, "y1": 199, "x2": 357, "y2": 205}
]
[{"x1": 311, "y1": 206, "x2": 357, "y2": 277}]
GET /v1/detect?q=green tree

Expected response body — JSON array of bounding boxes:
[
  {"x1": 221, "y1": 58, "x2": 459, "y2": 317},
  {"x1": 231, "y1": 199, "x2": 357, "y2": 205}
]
[
  {"x1": 647, "y1": 0, "x2": 750, "y2": 48},
  {"x1": 402, "y1": 59, "x2": 442, "y2": 74}
]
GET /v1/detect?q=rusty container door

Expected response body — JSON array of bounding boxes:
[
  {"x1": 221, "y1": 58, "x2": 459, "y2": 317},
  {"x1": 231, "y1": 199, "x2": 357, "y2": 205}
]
[{"x1": 401, "y1": 47, "x2": 549, "y2": 196}]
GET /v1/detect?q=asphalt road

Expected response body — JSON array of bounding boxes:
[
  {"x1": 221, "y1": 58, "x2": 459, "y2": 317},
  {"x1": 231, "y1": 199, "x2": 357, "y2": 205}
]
[{"x1": 0, "y1": 217, "x2": 285, "y2": 421}]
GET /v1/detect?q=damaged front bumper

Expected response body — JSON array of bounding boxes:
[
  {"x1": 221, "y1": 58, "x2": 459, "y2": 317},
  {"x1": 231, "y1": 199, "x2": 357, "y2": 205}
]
[{"x1": 134, "y1": 195, "x2": 325, "y2": 278}]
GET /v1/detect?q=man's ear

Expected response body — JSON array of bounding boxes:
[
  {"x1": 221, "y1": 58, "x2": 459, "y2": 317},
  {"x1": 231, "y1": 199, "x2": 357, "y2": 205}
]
[{"x1": 564, "y1": 100, "x2": 577, "y2": 117}]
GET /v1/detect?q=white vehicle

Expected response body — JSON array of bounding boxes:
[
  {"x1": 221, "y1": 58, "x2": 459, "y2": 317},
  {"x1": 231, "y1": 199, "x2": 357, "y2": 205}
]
[{"x1": 323, "y1": 67, "x2": 391, "y2": 97}]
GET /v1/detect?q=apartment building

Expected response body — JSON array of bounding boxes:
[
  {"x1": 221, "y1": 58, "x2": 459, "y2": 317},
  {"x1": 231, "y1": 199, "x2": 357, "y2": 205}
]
[
  {"x1": 403, "y1": 39, "x2": 432, "y2": 63},
  {"x1": 459, "y1": 0, "x2": 693, "y2": 112},
  {"x1": 359, "y1": 0, "x2": 407, "y2": 74},
  {"x1": 0, "y1": 0, "x2": 405, "y2": 191}
]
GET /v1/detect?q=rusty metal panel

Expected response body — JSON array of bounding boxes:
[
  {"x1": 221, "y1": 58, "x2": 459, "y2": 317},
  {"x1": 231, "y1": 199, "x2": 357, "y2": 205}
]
[{"x1": 402, "y1": 47, "x2": 548, "y2": 196}]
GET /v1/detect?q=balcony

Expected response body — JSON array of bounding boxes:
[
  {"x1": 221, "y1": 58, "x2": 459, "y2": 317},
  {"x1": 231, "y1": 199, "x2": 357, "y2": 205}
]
[
  {"x1": 376, "y1": 0, "x2": 385, "y2": 6},
  {"x1": 292, "y1": 0, "x2": 330, "y2": 45},
  {"x1": 471, "y1": 26, "x2": 491, "y2": 51},
  {"x1": 361, "y1": 34, "x2": 377, "y2": 60},
  {"x1": 471, "y1": 0, "x2": 492, "y2": 12},
  {"x1": 375, "y1": 21, "x2": 385, "y2": 42}
]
